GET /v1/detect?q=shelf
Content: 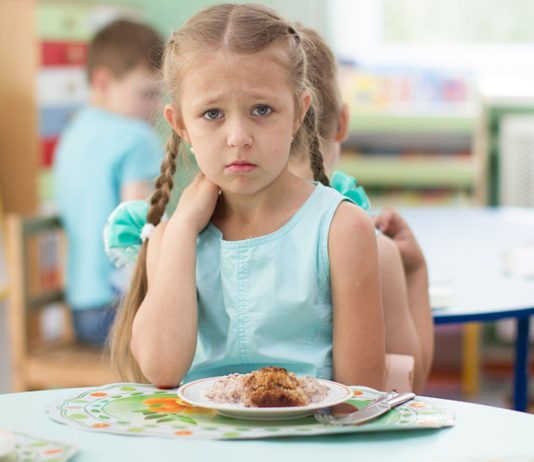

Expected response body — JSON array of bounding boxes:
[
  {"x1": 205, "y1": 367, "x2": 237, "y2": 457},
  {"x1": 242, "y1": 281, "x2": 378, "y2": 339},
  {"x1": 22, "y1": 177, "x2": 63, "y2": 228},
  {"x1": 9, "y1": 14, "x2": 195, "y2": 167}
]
[
  {"x1": 349, "y1": 112, "x2": 474, "y2": 135},
  {"x1": 336, "y1": 155, "x2": 475, "y2": 188}
]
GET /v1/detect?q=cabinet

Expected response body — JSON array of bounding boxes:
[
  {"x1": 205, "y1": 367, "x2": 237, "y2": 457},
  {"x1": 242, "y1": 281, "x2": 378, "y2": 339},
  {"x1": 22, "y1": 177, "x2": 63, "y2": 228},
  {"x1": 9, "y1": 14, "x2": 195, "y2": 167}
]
[
  {"x1": 0, "y1": 0, "x2": 39, "y2": 215},
  {"x1": 472, "y1": 96, "x2": 534, "y2": 206}
]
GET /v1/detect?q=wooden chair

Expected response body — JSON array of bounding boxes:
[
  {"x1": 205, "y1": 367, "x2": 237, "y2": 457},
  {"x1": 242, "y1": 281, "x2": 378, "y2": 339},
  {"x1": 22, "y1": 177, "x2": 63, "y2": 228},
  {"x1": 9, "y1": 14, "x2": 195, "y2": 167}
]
[{"x1": 5, "y1": 213, "x2": 116, "y2": 391}]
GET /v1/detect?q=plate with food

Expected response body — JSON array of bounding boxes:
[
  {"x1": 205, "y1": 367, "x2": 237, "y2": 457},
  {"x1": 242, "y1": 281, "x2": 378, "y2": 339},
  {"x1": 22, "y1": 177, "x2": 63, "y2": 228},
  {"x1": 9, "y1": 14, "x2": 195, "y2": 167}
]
[{"x1": 177, "y1": 366, "x2": 352, "y2": 421}]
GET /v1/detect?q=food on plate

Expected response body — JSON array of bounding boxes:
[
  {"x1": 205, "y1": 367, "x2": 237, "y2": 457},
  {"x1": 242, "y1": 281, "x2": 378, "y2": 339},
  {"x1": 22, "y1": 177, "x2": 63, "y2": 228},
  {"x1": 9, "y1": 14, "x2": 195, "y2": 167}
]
[
  {"x1": 204, "y1": 366, "x2": 329, "y2": 407},
  {"x1": 242, "y1": 366, "x2": 309, "y2": 407}
]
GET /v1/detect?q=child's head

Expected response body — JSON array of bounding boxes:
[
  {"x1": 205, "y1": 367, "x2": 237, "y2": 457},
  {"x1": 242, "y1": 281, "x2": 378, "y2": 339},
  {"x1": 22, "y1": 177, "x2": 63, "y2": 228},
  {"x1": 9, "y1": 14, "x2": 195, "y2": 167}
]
[
  {"x1": 148, "y1": 4, "x2": 330, "y2": 223},
  {"x1": 290, "y1": 25, "x2": 350, "y2": 177},
  {"x1": 87, "y1": 19, "x2": 164, "y2": 122}
]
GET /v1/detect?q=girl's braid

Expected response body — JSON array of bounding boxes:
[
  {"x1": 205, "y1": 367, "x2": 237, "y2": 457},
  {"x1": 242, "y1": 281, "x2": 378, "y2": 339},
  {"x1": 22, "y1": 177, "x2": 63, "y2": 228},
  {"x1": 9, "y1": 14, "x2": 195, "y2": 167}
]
[
  {"x1": 305, "y1": 106, "x2": 330, "y2": 186},
  {"x1": 146, "y1": 131, "x2": 181, "y2": 225}
]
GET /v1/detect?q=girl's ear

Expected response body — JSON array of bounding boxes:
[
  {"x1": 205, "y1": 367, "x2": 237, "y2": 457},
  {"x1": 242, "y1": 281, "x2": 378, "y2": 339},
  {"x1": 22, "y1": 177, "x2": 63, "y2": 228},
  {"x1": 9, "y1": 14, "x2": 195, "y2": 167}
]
[
  {"x1": 335, "y1": 103, "x2": 350, "y2": 143},
  {"x1": 163, "y1": 104, "x2": 190, "y2": 144},
  {"x1": 294, "y1": 90, "x2": 312, "y2": 132}
]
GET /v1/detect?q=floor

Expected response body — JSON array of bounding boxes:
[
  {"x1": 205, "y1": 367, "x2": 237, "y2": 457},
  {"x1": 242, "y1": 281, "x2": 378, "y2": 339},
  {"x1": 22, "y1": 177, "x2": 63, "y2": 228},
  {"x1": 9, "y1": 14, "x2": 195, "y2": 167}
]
[
  {"x1": 424, "y1": 371, "x2": 508, "y2": 408},
  {"x1": 422, "y1": 324, "x2": 534, "y2": 412}
]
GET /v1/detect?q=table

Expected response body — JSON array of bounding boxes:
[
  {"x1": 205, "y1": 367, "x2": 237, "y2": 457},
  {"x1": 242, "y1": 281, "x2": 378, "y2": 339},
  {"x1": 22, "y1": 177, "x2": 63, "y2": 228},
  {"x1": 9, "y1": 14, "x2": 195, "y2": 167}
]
[
  {"x1": 400, "y1": 207, "x2": 534, "y2": 412},
  {"x1": 1, "y1": 387, "x2": 534, "y2": 461}
]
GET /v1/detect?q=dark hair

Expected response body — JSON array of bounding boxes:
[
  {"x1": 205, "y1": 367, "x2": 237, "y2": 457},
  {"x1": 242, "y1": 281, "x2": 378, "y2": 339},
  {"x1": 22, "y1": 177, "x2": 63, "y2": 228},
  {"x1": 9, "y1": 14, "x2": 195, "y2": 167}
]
[{"x1": 86, "y1": 19, "x2": 164, "y2": 80}]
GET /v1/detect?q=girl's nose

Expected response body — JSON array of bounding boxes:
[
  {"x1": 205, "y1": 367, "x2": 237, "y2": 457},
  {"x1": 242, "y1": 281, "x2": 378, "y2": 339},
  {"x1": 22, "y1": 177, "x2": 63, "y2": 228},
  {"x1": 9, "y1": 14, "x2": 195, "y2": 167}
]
[{"x1": 227, "y1": 120, "x2": 253, "y2": 149}]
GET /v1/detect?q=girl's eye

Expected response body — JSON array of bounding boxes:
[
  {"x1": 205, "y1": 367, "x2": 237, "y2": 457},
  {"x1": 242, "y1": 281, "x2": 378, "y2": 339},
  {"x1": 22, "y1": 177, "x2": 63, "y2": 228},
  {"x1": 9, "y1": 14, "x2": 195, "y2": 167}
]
[
  {"x1": 203, "y1": 109, "x2": 223, "y2": 120},
  {"x1": 252, "y1": 105, "x2": 272, "y2": 117}
]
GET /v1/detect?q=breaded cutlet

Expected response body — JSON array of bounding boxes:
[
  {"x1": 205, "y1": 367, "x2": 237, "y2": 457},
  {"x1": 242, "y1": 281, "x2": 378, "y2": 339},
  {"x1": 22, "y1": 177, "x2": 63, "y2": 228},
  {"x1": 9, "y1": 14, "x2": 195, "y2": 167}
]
[{"x1": 242, "y1": 366, "x2": 309, "y2": 407}]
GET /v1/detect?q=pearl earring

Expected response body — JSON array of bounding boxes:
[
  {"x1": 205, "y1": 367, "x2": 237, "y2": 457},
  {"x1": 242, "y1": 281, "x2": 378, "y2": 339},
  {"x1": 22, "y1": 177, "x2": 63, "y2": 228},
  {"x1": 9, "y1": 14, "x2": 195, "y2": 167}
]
[{"x1": 190, "y1": 146, "x2": 195, "y2": 154}]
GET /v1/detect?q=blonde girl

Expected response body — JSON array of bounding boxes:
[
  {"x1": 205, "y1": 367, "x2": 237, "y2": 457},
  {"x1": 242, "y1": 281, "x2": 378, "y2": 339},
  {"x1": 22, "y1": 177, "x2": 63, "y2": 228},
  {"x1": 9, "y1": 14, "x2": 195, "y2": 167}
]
[
  {"x1": 288, "y1": 25, "x2": 433, "y2": 393},
  {"x1": 110, "y1": 3, "x2": 385, "y2": 389}
]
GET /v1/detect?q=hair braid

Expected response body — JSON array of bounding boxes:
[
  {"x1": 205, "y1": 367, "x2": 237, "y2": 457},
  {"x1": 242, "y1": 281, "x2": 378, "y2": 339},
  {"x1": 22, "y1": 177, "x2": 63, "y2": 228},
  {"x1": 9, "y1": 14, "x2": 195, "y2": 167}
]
[
  {"x1": 146, "y1": 131, "x2": 181, "y2": 225},
  {"x1": 305, "y1": 106, "x2": 330, "y2": 186},
  {"x1": 110, "y1": 130, "x2": 182, "y2": 383}
]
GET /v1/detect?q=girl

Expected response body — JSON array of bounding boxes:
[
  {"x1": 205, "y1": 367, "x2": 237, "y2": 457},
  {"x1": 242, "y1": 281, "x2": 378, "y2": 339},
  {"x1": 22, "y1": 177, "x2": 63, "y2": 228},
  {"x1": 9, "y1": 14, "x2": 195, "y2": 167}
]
[
  {"x1": 289, "y1": 25, "x2": 433, "y2": 392},
  {"x1": 109, "y1": 3, "x2": 385, "y2": 389}
]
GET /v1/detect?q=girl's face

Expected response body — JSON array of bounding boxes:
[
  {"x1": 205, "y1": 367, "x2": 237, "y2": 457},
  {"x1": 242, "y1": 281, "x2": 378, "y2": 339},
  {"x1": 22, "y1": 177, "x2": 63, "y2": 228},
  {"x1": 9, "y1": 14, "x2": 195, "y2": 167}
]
[{"x1": 166, "y1": 47, "x2": 309, "y2": 196}]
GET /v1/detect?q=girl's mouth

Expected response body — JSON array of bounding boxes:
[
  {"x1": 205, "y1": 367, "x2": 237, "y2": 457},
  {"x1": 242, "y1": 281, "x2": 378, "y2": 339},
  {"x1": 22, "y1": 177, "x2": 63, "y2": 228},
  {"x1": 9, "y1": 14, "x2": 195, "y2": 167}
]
[{"x1": 226, "y1": 161, "x2": 257, "y2": 173}]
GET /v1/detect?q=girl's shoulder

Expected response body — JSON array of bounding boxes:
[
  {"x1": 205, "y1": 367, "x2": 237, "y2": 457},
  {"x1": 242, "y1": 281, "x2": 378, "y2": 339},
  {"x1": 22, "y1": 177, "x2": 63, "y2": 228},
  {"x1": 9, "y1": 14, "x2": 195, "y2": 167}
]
[
  {"x1": 329, "y1": 200, "x2": 376, "y2": 246},
  {"x1": 328, "y1": 200, "x2": 378, "y2": 275}
]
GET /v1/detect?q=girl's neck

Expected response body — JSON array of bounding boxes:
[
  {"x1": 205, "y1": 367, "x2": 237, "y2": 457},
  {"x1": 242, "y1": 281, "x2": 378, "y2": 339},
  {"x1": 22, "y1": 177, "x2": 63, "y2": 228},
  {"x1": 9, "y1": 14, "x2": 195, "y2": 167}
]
[
  {"x1": 212, "y1": 170, "x2": 314, "y2": 240},
  {"x1": 287, "y1": 152, "x2": 314, "y2": 182}
]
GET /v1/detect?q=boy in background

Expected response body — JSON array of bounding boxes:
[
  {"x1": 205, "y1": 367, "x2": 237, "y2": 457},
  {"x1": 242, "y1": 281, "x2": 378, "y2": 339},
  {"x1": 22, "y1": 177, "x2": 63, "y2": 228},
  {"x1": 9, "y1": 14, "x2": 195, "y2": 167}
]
[{"x1": 54, "y1": 19, "x2": 164, "y2": 346}]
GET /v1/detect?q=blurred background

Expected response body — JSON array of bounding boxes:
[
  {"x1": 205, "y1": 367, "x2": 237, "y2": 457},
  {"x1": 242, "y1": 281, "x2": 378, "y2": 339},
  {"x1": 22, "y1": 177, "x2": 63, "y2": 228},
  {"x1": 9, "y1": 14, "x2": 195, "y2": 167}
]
[{"x1": 1, "y1": 0, "x2": 534, "y2": 406}]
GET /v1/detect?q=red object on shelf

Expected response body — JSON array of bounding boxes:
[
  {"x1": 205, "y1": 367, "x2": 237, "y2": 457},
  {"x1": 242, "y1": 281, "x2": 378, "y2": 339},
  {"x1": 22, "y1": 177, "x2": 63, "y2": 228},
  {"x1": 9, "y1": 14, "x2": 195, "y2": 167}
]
[
  {"x1": 41, "y1": 41, "x2": 88, "y2": 66},
  {"x1": 41, "y1": 137, "x2": 59, "y2": 167}
]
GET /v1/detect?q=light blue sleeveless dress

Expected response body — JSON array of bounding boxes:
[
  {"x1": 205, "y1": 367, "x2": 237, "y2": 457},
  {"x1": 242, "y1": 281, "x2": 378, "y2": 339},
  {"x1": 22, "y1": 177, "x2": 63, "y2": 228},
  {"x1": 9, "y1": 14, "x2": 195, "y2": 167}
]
[{"x1": 183, "y1": 183, "x2": 351, "y2": 383}]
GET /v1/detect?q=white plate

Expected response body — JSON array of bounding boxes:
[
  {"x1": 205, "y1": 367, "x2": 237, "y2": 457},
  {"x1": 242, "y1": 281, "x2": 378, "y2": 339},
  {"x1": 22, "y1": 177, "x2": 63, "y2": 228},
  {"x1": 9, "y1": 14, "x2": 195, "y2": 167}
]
[
  {"x1": 177, "y1": 376, "x2": 352, "y2": 421},
  {"x1": 0, "y1": 429, "x2": 15, "y2": 458}
]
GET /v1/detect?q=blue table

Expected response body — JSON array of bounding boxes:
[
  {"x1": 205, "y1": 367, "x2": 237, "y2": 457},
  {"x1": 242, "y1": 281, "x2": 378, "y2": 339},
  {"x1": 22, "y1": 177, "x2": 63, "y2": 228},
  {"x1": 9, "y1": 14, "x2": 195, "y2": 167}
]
[
  {"x1": 1, "y1": 387, "x2": 534, "y2": 461},
  {"x1": 400, "y1": 207, "x2": 534, "y2": 412}
]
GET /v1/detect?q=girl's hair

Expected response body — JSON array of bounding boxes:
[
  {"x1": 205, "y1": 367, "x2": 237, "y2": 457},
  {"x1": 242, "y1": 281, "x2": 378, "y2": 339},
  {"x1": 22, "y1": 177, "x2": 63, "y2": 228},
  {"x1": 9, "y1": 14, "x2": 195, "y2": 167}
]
[
  {"x1": 297, "y1": 25, "x2": 343, "y2": 142},
  {"x1": 110, "y1": 3, "x2": 328, "y2": 381}
]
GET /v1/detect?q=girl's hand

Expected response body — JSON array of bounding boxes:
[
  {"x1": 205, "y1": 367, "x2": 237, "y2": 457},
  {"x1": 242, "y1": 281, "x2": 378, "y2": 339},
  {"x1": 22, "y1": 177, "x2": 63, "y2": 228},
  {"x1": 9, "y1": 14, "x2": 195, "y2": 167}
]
[
  {"x1": 373, "y1": 207, "x2": 426, "y2": 275},
  {"x1": 171, "y1": 172, "x2": 220, "y2": 233}
]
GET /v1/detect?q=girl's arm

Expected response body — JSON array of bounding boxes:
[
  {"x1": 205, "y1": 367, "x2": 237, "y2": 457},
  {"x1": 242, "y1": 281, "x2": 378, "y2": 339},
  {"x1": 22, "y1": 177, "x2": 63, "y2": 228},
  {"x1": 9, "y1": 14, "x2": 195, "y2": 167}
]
[
  {"x1": 374, "y1": 208, "x2": 434, "y2": 385},
  {"x1": 329, "y1": 202, "x2": 386, "y2": 389},
  {"x1": 404, "y1": 262, "x2": 433, "y2": 383},
  {"x1": 131, "y1": 173, "x2": 219, "y2": 387},
  {"x1": 377, "y1": 234, "x2": 425, "y2": 392}
]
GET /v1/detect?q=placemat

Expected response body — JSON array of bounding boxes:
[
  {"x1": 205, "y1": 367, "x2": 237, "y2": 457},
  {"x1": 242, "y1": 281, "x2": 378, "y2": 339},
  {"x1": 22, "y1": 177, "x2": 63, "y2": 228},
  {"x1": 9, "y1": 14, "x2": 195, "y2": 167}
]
[{"x1": 47, "y1": 383, "x2": 454, "y2": 440}]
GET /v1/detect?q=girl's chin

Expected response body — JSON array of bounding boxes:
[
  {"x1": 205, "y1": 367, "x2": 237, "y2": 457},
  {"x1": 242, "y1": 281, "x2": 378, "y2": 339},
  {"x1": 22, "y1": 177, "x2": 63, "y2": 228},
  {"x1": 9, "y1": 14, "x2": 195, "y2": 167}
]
[{"x1": 219, "y1": 181, "x2": 269, "y2": 197}]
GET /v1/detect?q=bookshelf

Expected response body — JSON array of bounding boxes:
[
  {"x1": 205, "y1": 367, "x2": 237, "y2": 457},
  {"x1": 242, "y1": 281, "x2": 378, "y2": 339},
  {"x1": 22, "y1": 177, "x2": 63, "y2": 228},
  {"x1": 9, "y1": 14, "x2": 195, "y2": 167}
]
[
  {"x1": 335, "y1": 63, "x2": 481, "y2": 207},
  {"x1": 36, "y1": 2, "x2": 142, "y2": 212},
  {"x1": 339, "y1": 112, "x2": 478, "y2": 207}
]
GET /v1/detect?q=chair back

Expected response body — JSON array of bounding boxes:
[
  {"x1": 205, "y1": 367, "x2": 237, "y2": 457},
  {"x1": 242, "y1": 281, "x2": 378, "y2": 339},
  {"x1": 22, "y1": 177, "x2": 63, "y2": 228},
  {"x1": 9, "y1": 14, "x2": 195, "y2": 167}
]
[{"x1": 5, "y1": 213, "x2": 115, "y2": 391}]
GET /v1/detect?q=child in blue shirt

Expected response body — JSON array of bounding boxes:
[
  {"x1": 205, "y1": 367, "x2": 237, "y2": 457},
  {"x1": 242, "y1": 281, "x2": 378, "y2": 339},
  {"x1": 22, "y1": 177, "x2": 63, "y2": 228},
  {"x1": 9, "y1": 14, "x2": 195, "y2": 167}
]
[
  {"x1": 108, "y1": 4, "x2": 386, "y2": 389},
  {"x1": 54, "y1": 20, "x2": 164, "y2": 345}
]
